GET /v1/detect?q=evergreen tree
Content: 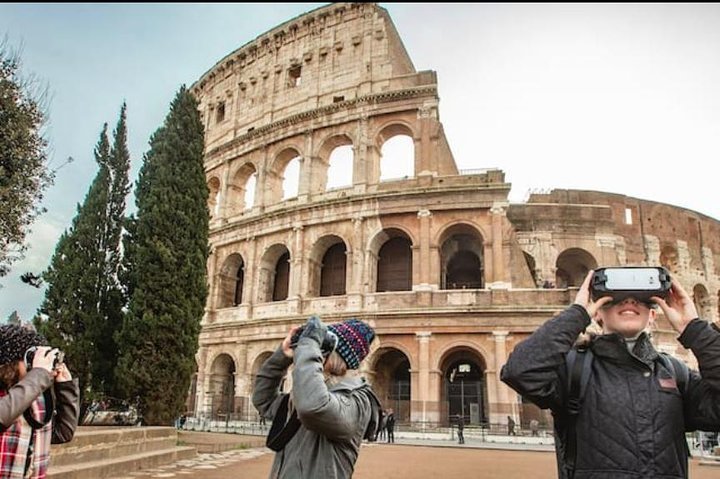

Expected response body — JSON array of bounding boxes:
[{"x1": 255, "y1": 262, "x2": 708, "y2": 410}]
[
  {"x1": 116, "y1": 87, "x2": 208, "y2": 425},
  {"x1": 36, "y1": 105, "x2": 130, "y2": 405}
]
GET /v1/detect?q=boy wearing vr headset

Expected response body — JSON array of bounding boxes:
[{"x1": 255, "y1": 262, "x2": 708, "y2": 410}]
[
  {"x1": 252, "y1": 316, "x2": 382, "y2": 479},
  {"x1": 0, "y1": 324, "x2": 79, "y2": 479},
  {"x1": 502, "y1": 268, "x2": 720, "y2": 479}
]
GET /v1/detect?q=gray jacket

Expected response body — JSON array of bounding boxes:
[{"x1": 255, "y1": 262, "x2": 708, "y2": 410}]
[
  {"x1": 501, "y1": 304, "x2": 720, "y2": 479},
  {"x1": 0, "y1": 368, "x2": 79, "y2": 444},
  {"x1": 252, "y1": 338, "x2": 379, "y2": 479}
]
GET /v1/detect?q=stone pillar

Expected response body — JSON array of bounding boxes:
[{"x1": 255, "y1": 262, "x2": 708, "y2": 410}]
[
  {"x1": 354, "y1": 115, "x2": 370, "y2": 189},
  {"x1": 491, "y1": 331, "x2": 515, "y2": 425},
  {"x1": 413, "y1": 332, "x2": 433, "y2": 423},
  {"x1": 288, "y1": 225, "x2": 304, "y2": 314},
  {"x1": 348, "y1": 216, "x2": 365, "y2": 309},
  {"x1": 416, "y1": 210, "x2": 432, "y2": 289},
  {"x1": 196, "y1": 348, "x2": 212, "y2": 418},
  {"x1": 489, "y1": 201, "x2": 510, "y2": 288}
]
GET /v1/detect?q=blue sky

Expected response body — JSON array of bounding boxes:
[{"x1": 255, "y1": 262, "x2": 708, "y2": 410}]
[{"x1": 2, "y1": 3, "x2": 720, "y2": 322}]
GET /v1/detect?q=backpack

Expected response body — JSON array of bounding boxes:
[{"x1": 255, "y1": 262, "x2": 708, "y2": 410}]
[{"x1": 560, "y1": 347, "x2": 689, "y2": 475}]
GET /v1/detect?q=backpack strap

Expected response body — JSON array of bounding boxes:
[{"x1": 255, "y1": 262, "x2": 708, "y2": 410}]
[
  {"x1": 564, "y1": 347, "x2": 594, "y2": 477},
  {"x1": 265, "y1": 394, "x2": 301, "y2": 452}
]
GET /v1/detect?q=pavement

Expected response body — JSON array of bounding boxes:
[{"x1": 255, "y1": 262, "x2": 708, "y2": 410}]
[{"x1": 107, "y1": 428, "x2": 718, "y2": 478}]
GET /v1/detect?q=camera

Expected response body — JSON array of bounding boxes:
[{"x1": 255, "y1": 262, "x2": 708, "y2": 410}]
[
  {"x1": 290, "y1": 326, "x2": 338, "y2": 357},
  {"x1": 591, "y1": 266, "x2": 672, "y2": 303},
  {"x1": 24, "y1": 346, "x2": 65, "y2": 371}
]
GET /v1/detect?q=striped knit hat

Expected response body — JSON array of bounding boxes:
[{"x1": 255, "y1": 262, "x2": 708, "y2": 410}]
[
  {"x1": 0, "y1": 324, "x2": 47, "y2": 366},
  {"x1": 327, "y1": 319, "x2": 375, "y2": 370}
]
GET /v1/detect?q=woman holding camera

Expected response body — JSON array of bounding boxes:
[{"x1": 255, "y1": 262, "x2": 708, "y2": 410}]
[
  {"x1": 501, "y1": 270, "x2": 720, "y2": 479},
  {"x1": 0, "y1": 324, "x2": 79, "y2": 479},
  {"x1": 252, "y1": 316, "x2": 381, "y2": 479}
]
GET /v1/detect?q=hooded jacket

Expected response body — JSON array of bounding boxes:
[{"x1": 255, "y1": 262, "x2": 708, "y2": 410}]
[
  {"x1": 501, "y1": 304, "x2": 720, "y2": 479},
  {"x1": 252, "y1": 337, "x2": 380, "y2": 479}
]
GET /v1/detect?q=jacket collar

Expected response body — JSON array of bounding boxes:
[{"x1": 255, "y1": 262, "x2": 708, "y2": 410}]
[
  {"x1": 591, "y1": 331, "x2": 659, "y2": 367},
  {"x1": 327, "y1": 375, "x2": 367, "y2": 393}
]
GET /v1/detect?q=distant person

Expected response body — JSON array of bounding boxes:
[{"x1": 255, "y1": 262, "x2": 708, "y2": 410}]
[
  {"x1": 456, "y1": 415, "x2": 465, "y2": 444},
  {"x1": 377, "y1": 409, "x2": 388, "y2": 441},
  {"x1": 502, "y1": 270, "x2": 720, "y2": 478},
  {"x1": 385, "y1": 408, "x2": 396, "y2": 443},
  {"x1": 0, "y1": 324, "x2": 80, "y2": 479},
  {"x1": 507, "y1": 415, "x2": 516, "y2": 436},
  {"x1": 252, "y1": 317, "x2": 382, "y2": 478}
]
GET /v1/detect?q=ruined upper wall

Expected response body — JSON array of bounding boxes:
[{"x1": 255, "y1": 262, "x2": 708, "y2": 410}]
[{"x1": 191, "y1": 3, "x2": 427, "y2": 154}]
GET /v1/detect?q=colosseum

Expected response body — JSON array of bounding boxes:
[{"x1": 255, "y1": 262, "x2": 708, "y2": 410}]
[{"x1": 188, "y1": 3, "x2": 720, "y2": 430}]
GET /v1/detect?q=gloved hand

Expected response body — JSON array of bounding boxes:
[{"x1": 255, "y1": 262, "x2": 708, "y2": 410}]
[{"x1": 298, "y1": 316, "x2": 327, "y2": 348}]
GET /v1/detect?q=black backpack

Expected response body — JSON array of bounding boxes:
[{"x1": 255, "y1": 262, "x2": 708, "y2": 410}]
[{"x1": 560, "y1": 347, "x2": 689, "y2": 476}]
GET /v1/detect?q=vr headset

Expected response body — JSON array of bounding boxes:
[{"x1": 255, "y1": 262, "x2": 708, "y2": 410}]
[{"x1": 591, "y1": 266, "x2": 672, "y2": 304}]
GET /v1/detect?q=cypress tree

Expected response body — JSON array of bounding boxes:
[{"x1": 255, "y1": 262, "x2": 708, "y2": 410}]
[
  {"x1": 36, "y1": 105, "x2": 130, "y2": 405},
  {"x1": 116, "y1": 87, "x2": 208, "y2": 425}
]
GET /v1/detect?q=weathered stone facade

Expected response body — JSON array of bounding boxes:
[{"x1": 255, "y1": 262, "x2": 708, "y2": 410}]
[{"x1": 190, "y1": 3, "x2": 720, "y2": 429}]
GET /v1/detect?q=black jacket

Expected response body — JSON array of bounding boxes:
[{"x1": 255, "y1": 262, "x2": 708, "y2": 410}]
[{"x1": 501, "y1": 304, "x2": 720, "y2": 479}]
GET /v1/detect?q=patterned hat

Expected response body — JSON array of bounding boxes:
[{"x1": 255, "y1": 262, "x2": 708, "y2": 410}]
[
  {"x1": 0, "y1": 324, "x2": 47, "y2": 366},
  {"x1": 327, "y1": 319, "x2": 375, "y2": 370}
]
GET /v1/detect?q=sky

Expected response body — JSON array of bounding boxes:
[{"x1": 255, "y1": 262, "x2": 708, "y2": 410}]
[{"x1": 2, "y1": 3, "x2": 720, "y2": 322}]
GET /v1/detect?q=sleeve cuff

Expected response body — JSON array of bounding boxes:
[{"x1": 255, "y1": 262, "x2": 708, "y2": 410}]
[{"x1": 678, "y1": 318, "x2": 704, "y2": 348}]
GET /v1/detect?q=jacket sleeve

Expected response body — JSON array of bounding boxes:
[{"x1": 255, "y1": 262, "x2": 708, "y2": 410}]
[
  {"x1": 0, "y1": 368, "x2": 53, "y2": 429},
  {"x1": 677, "y1": 318, "x2": 720, "y2": 431},
  {"x1": 500, "y1": 304, "x2": 591, "y2": 411},
  {"x1": 251, "y1": 347, "x2": 293, "y2": 420},
  {"x1": 291, "y1": 338, "x2": 367, "y2": 441},
  {"x1": 52, "y1": 378, "x2": 79, "y2": 444}
]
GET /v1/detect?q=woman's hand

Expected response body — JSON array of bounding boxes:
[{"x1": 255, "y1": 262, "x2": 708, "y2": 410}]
[
  {"x1": 651, "y1": 277, "x2": 698, "y2": 335},
  {"x1": 574, "y1": 270, "x2": 612, "y2": 317},
  {"x1": 54, "y1": 363, "x2": 72, "y2": 383},
  {"x1": 281, "y1": 326, "x2": 302, "y2": 359}
]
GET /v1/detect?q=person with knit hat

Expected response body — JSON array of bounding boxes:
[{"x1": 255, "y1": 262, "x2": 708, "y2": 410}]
[
  {"x1": 0, "y1": 324, "x2": 79, "y2": 479},
  {"x1": 252, "y1": 316, "x2": 382, "y2": 479}
]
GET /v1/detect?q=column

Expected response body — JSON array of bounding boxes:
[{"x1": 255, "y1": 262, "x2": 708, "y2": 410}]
[
  {"x1": 491, "y1": 331, "x2": 515, "y2": 425},
  {"x1": 489, "y1": 201, "x2": 510, "y2": 288},
  {"x1": 416, "y1": 210, "x2": 433, "y2": 290},
  {"x1": 414, "y1": 332, "x2": 432, "y2": 424}
]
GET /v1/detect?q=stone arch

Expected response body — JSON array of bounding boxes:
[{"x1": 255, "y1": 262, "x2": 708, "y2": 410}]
[
  {"x1": 268, "y1": 147, "x2": 303, "y2": 203},
  {"x1": 438, "y1": 346, "x2": 488, "y2": 426},
  {"x1": 257, "y1": 244, "x2": 291, "y2": 302},
  {"x1": 693, "y1": 284, "x2": 712, "y2": 319},
  {"x1": 227, "y1": 162, "x2": 258, "y2": 215},
  {"x1": 438, "y1": 223, "x2": 485, "y2": 290},
  {"x1": 555, "y1": 248, "x2": 598, "y2": 288},
  {"x1": 308, "y1": 235, "x2": 349, "y2": 297},
  {"x1": 316, "y1": 133, "x2": 354, "y2": 191},
  {"x1": 217, "y1": 253, "x2": 245, "y2": 308},
  {"x1": 207, "y1": 176, "x2": 221, "y2": 219},
  {"x1": 371, "y1": 346, "x2": 412, "y2": 423},
  {"x1": 375, "y1": 123, "x2": 415, "y2": 182},
  {"x1": 368, "y1": 228, "x2": 414, "y2": 292},
  {"x1": 660, "y1": 245, "x2": 680, "y2": 274},
  {"x1": 208, "y1": 353, "x2": 236, "y2": 418}
]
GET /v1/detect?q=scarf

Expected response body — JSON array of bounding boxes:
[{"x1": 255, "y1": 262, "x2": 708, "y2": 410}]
[{"x1": 0, "y1": 389, "x2": 51, "y2": 479}]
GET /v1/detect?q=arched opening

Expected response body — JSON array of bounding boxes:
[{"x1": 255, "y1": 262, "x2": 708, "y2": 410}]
[
  {"x1": 258, "y1": 245, "x2": 291, "y2": 303},
  {"x1": 377, "y1": 236, "x2": 413, "y2": 292},
  {"x1": 207, "y1": 177, "x2": 221, "y2": 219},
  {"x1": 440, "y1": 225, "x2": 484, "y2": 289},
  {"x1": 380, "y1": 134, "x2": 414, "y2": 181},
  {"x1": 372, "y1": 348, "x2": 411, "y2": 423},
  {"x1": 441, "y1": 349, "x2": 486, "y2": 426},
  {"x1": 217, "y1": 254, "x2": 245, "y2": 308},
  {"x1": 327, "y1": 144, "x2": 354, "y2": 190},
  {"x1": 227, "y1": 163, "x2": 257, "y2": 215},
  {"x1": 555, "y1": 248, "x2": 597, "y2": 288},
  {"x1": 209, "y1": 354, "x2": 236, "y2": 420},
  {"x1": 268, "y1": 148, "x2": 302, "y2": 204},
  {"x1": 320, "y1": 242, "x2": 347, "y2": 296}
]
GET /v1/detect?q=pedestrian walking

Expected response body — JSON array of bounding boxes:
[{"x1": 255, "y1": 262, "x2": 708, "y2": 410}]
[
  {"x1": 456, "y1": 415, "x2": 465, "y2": 444},
  {"x1": 385, "y1": 408, "x2": 396, "y2": 443}
]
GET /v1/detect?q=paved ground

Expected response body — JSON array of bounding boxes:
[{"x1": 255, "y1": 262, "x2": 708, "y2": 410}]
[{"x1": 112, "y1": 433, "x2": 720, "y2": 479}]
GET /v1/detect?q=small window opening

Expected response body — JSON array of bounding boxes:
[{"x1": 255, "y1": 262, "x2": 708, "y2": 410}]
[
  {"x1": 289, "y1": 65, "x2": 302, "y2": 87},
  {"x1": 215, "y1": 102, "x2": 225, "y2": 123},
  {"x1": 625, "y1": 207, "x2": 633, "y2": 225}
]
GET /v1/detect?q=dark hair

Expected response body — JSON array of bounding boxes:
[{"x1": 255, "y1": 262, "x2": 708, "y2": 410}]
[{"x1": 0, "y1": 361, "x2": 21, "y2": 390}]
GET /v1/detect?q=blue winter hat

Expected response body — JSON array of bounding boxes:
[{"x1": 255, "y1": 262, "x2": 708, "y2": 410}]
[{"x1": 327, "y1": 319, "x2": 375, "y2": 369}]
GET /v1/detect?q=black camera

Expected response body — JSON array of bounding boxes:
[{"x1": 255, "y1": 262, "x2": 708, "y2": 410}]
[
  {"x1": 290, "y1": 325, "x2": 338, "y2": 357},
  {"x1": 24, "y1": 346, "x2": 65, "y2": 371},
  {"x1": 591, "y1": 266, "x2": 672, "y2": 303}
]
